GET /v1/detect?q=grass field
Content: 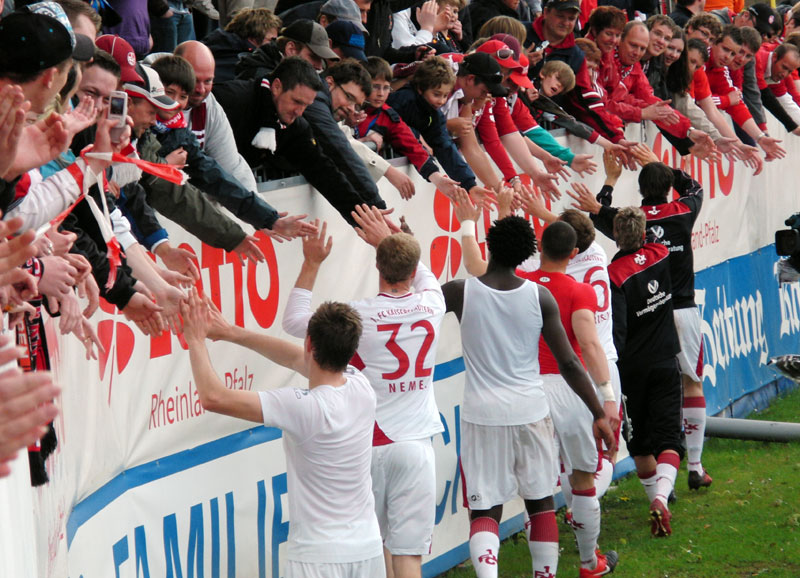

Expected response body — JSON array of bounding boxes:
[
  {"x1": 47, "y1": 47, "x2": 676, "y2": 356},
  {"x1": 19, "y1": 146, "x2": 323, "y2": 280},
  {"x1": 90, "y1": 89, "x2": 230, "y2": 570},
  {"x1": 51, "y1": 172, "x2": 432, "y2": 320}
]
[{"x1": 442, "y1": 386, "x2": 800, "y2": 577}]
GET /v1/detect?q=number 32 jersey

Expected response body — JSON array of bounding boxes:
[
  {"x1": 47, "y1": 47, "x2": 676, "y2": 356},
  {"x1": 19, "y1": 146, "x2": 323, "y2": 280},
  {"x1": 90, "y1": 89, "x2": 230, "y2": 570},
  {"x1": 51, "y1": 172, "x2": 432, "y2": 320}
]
[
  {"x1": 282, "y1": 263, "x2": 445, "y2": 445},
  {"x1": 350, "y1": 263, "x2": 446, "y2": 444}
]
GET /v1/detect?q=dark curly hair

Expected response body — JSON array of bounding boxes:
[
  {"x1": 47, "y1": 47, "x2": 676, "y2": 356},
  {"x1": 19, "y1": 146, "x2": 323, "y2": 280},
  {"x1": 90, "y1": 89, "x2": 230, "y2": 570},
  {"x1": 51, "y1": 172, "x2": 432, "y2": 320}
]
[{"x1": 486, "y1": 216, "x2": 537, "y2": 268}]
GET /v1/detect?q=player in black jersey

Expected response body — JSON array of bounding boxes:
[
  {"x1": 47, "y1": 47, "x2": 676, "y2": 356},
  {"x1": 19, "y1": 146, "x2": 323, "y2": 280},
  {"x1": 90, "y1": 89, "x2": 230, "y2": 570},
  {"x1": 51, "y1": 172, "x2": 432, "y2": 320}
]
[
  {"x1": 571, "y1": 146, "x2": 713, "y2": 492},
  {"x1": 607, "y1": 207, "x2": 683, "y2": 537}
]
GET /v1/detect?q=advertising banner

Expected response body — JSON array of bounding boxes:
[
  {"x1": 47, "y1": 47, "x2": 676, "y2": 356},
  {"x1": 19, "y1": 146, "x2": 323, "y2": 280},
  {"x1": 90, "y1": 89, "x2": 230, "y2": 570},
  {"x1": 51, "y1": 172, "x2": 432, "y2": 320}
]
[{"x1": 13, "y1": 121, "x2": 800, "y2": 578}]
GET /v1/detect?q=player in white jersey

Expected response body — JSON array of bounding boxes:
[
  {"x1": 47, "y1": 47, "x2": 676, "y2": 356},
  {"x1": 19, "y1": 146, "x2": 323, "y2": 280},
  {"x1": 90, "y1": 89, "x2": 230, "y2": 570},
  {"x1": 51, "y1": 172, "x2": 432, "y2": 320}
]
[
  {"x1": 181, "y1": 291, "x2": 384, "y2": 578},
  {"x1": 282, "y1": 206, "x2": 445, "y2": 578},
  {"x1": 442, "y1": 213, "x2": 615, "y2": 578}
]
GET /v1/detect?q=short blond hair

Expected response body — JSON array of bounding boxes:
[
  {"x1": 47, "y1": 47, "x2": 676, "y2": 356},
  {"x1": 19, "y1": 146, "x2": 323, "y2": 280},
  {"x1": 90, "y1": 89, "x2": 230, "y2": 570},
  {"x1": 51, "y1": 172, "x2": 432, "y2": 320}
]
[
  {"x1": 376, "y1": 233, "x2": 420, "y2": 284},
  {"x1": 540, "y1": 60, "x2": 575, "y2": 93},
  {"x1": 613, "y1": 207, "x2": 646, "y2": 252}
]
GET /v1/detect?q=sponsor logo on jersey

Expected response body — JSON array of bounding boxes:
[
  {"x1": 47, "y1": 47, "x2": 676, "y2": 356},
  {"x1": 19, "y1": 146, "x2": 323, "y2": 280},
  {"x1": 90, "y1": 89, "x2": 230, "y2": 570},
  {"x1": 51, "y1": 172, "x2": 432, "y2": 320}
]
[
  {"x1": 539, "y1": 276, "x2": 550, "y2": 283},
  {"x1": 648, "y1": 280, "x2": 659, "y2": 294},
  {"x1": 651, "y1": 225, "x2": 664, "y2": 239}
]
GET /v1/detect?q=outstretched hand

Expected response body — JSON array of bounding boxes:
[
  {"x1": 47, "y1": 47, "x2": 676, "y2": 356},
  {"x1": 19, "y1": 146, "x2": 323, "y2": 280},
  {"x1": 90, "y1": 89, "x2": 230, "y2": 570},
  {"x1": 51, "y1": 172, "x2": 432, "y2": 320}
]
[
  {"x1": 181, "y1": 288, "x2": 211, "y2": 345},
  {"x1": 268, "y1": 212, "x2": 318, "y2": 243},
  {"x1": 451, "y1": 188, "x2": 481, "y2": 224},
  {"x1": 566, "y1": 182, "x2": 602, "y2": 215},
  {"x1": 302, "y1": 219, "x2": 333, "y2": 265},
  {"x1": 352, "y1": 204, "x2": 394, "y2": 246}
]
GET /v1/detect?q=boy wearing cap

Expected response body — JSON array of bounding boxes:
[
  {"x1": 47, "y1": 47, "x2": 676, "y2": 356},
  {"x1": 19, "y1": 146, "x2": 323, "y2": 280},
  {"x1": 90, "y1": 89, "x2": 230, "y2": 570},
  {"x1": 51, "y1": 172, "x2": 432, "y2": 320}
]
[
  {"x1": 141, "y1": 56, "x2": 315, "y2": 241},
  {"x1": 358, "y1": 56, "x2": 462, "y2": 199},
  {"x1": 460, "y1": 41, "x2": 564, "y2": 197}
]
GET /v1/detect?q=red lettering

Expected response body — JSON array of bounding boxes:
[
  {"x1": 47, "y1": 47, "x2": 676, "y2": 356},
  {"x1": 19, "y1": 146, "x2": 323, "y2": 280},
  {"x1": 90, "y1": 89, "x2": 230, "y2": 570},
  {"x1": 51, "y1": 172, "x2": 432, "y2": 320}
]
[
  {"x1": 247, "y1": 232, "x2": 280, "y2": 329},
  {"x1": 717, "y1": 155, "x2": 734, "y2": 196},
  {"x1": 166, "y1": 396, "x2": 175, "y2": 423},
  {"x1": 379, "y1": 323, "x2": 410, "y2": 379}
]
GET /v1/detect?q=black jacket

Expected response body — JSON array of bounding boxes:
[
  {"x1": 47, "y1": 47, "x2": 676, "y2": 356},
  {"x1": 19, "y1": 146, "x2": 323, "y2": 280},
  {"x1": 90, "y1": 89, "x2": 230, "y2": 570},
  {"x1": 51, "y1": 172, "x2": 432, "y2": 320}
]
[
  {"x1": 466, "y1": 0, "x2": 519, "y2": 40},
  {"x1": 387, "y1": 85, "x2": 477, "y2": 191},
  {"x1": 591, "y1": 169, "x2": 703, "y2": 310},
  {"x1": 202, "y1": 28, "x2": 258, "y2": 83},
  {"x1": 213, "y1": 78, "x2": 386, "y2": 225},
  {"x1": 235, "y1": 41, "x2": 282, "y2": 80},
  {"x1": 609, "y1": 241, "x2": 679, "y2": 364}
]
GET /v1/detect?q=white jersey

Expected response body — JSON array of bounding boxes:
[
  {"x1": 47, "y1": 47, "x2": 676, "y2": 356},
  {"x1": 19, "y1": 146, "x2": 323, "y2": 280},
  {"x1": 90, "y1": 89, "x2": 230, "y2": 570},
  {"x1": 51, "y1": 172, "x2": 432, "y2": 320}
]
[
  {"x1": 350, "y1": 263, "x2": 446, "y2": 442},
  {"x1": 258, "y1": 368, "x2": 383, "y2": 564},
  {"x1": 520, "y1": 241, "x2": 617, "y2": 362},
  {"x1": 282, "y1": 263, "x2": 445, "y2": 443},
  {"x1": 565, "y1": 242, "x2": 617, "y2": 362},
  {"x1": 460, "y1": 277, "x2": 547, "y2": 426}
]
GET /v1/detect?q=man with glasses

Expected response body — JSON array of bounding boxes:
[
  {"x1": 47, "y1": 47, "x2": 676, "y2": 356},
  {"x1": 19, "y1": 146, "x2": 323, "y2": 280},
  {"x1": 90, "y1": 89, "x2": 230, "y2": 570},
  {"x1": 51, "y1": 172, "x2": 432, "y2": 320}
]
[{"x1": 306, "y1": 58, "x2": 413, "y2": 202}]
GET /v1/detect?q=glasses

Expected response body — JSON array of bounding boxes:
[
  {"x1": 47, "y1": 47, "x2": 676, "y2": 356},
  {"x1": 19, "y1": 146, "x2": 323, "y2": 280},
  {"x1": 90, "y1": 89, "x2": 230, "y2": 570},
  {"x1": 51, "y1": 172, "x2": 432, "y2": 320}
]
[
  {"x1": 494, "y1": 48, "x2": 514, "y2": 60},
  {"x1": 336, "y1": 83, "x2": 364, "y2": 109}
]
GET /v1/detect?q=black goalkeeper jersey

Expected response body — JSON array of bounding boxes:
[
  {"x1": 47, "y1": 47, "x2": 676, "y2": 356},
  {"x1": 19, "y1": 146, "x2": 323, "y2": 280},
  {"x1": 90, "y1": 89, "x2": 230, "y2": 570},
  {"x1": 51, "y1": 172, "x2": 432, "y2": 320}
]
[
  {"x1": 592, "y1": 169, "x2": 702, "y2": 310},
  {"x1": 609, "y1": 242, "x2": 681, "y2": 365}
]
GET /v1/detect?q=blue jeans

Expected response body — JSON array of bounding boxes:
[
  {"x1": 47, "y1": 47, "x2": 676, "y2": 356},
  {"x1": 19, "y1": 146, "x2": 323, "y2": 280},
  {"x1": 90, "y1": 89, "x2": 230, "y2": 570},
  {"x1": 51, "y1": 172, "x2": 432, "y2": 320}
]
[{"x1": 151, "y1": 2, "x2": 195, "y2": 53}]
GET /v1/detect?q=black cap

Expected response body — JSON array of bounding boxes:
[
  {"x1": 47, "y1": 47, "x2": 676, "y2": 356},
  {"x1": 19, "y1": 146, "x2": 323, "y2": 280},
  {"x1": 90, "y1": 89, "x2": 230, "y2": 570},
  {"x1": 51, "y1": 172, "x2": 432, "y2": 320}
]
[
  {"x1": 0, "y1": 11, "x2": 73, "y2": 75},
  {"x1": 748, "y1": 3, "x2": 782, "y2": 36},
  {"x1": 461, "y1": 52, "x2": 507, "y2": 97},
  {"x1": 545, "y1": 0, "x2": 581, "y2": 11}
]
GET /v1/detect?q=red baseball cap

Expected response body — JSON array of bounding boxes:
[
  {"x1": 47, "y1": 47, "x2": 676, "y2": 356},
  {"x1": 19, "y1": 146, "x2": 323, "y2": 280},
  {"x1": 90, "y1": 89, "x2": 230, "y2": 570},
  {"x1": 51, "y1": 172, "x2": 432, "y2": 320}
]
[
  {"x1": 95, "y1": 34, "x2": 143, "y2": 83},
  {"x1": 476, "y1": 39, "x2": 521, "y2": 70},
  {"x1": 510, "y1": 54, "x2": 534, "y2": 89}
]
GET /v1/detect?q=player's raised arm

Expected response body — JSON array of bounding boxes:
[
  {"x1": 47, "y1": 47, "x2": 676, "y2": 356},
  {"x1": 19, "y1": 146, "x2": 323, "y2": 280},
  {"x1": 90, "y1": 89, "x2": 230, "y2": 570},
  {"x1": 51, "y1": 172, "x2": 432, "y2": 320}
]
[
  {"x1": 182, "y1": 290, "x2": 266, "y2": 422},
  {"x1": 283, "y1": 220, "x2": 333, "y2": 338}
]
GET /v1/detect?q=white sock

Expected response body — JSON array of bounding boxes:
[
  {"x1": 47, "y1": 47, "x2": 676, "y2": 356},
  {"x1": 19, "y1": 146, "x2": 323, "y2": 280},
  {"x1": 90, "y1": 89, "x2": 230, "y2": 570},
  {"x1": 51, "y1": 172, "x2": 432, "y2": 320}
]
[
  {"x1": 469, "y1": 517, "x2": 499, "y2": 578},
  {"x1": 655, "y1": 453, "x2": 681, "y2": 506},
  {"x1": 595, "y1": 458, "x2": 614, "y2": 499},
  {"x1": 559, "y1": 468, "x2": 573, "y2": 510},
  {"x1": 528, "y1": 510, "x2": 559, "y2": 578},
  {"x1": 683, "y1": 397, "x2": 707, "y2": 474},
  {"x1": 571, "y1": 487, "x2": 601, "y2": 568},
  {"x1": 638, "y1": 469, "x2": 658, "y2": 503}
]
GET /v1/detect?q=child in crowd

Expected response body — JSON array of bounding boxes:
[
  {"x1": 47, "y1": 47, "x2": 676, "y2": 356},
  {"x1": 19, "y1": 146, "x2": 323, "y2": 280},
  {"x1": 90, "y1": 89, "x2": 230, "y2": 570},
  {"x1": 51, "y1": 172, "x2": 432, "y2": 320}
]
[
  {"x1": 539, "y1": 60, "x2": 577, "y2": 98},
  {"x1": 387, "y1": 56, "x2": 495, "y2": 207},
  {"x1": 358, "y1": 57, "x2": 462, "y2": 198},
  {"x1": 148, "y1": 56, "x2": 311, "y2": 239}
]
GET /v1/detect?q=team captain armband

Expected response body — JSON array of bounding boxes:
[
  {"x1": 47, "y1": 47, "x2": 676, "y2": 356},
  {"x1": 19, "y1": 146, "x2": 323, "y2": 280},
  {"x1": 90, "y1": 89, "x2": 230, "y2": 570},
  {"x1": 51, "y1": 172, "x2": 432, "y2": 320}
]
[{"x1": 597, "y1": 380, "x2": 615, "y2": 403}]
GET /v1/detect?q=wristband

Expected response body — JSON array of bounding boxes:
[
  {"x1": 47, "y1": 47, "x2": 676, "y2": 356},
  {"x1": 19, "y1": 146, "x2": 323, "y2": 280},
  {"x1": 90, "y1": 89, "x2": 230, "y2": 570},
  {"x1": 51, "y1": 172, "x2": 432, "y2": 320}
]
[
  {"x1": 460, "y1": 219, "x2": 476, "y2": 237},
  {"x1": 597, "y1": 380, "x2": 615, "y2": 403},
  {"x1": 756, "y1": 133, "x2": 767, "y2": 143}
]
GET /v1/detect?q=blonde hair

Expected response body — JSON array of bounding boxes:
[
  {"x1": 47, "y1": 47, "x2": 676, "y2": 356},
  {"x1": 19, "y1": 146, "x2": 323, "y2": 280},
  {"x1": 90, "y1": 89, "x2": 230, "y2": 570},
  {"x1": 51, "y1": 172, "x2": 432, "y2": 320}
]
[
  {"x1": 613, "y1": 207, "x2": 646, "y2": 252},
  {"x1": 540, "y1": 60, "x2": 576, "y2": 93},
  {"x1": 376, "y1": 234, "x2": 420, "y2": 284},
  {"x1": 478, "y1": 16, "x2": 527, "y2": 46}
]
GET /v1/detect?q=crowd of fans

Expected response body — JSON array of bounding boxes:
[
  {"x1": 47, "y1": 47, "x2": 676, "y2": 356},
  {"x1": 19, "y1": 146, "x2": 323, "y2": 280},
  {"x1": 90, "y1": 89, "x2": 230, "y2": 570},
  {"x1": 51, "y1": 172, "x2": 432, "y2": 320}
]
[{"x1": 1, "y1": 0, "x2": 799, "y2": 575}]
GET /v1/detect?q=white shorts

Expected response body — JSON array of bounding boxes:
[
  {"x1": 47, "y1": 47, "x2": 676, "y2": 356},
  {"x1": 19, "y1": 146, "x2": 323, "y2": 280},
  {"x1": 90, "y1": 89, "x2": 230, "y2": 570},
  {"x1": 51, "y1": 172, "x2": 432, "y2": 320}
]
[
  {"x1": 371, "y1": 439, "x2": 435, "y2": 556},
  {"x1": 286, "y1": 555, "x2": 385, "y2": 578},
  {"x1": 674, "y1": 307, "x2": 702, "y2": 382},
  {"x1": 461, "y1": 417, "x2": 556, "y2": 511},
  {"x1": 542, "y1": 374, "x2": 600, "y2": 475}
]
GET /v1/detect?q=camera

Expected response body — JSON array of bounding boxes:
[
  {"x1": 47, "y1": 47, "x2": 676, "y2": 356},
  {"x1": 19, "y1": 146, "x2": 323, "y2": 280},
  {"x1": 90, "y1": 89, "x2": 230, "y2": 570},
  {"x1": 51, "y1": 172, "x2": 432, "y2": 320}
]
[{"x1": 775, "y1": 213, "x2": 800, "y2": 257}]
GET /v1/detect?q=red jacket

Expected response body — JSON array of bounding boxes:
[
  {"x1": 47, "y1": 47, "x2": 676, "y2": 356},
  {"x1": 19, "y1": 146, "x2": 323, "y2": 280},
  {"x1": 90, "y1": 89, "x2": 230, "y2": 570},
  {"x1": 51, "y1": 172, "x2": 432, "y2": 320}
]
[
  {"x1": 357, "y1": 104, "x2": 439, "y2": 180},
  {"x1": 705, "y1": 50, "x2": 753, "y2": 128},
  {"x1": 601, "y1": 50, "x2": 692, "y2": 139},
  {"x1": 473, "y1": 98, "x2": 518, "y2": 182}
]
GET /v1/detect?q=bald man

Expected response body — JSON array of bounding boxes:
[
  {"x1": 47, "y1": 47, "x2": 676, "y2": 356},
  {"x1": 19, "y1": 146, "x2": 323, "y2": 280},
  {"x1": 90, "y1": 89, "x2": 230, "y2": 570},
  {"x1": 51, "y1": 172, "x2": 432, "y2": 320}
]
[{"x1": 174, "y1": 40, "x2": 259, "y2": 194}]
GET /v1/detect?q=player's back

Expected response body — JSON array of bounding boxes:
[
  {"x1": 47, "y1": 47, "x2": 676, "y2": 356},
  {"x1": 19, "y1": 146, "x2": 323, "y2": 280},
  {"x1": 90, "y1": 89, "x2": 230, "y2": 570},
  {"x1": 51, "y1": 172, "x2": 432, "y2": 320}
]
[
  {"x1": 276, "y1": 368, "x2": 383, "y2": 563},
  {"x1": 566, "y1": 241, "x2": 617, "y2": 361},
  {"x1": 519, "y1": 270, "x2": 595, "y2": 374},
  {"x1": 460, "y1": 276, "x2": 547, "y2": 426},
  {"x1": 352, "y1": 279, "x2": 446, "y2": 443}
]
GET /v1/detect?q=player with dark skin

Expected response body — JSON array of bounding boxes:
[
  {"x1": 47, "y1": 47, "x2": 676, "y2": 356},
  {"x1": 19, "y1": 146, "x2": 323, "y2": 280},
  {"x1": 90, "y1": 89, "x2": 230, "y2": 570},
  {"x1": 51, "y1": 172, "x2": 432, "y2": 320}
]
[{"x1": 441, "y1": 218, "x2": 615, "y2": 528}]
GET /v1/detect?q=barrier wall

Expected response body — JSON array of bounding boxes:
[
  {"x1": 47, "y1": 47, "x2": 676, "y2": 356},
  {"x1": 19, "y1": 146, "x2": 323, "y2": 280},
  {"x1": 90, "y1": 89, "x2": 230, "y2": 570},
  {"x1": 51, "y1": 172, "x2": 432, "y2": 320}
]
[{"x1": 11, "y1": 120, "x2": 800, "y2": 578}]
